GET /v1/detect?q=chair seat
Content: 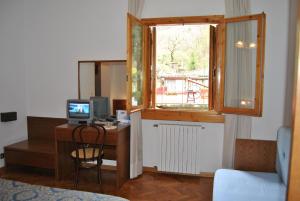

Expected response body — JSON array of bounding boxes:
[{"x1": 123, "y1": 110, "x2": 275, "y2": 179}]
[{"x1": 71, "y1": 148, "x2": 102, "y2": 159}]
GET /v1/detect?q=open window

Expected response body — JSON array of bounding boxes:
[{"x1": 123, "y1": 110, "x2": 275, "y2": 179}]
[
  {"x1": 151, "y1": 24, "x2": 215, "y2": 110},
  {"x1": 127, "y1": 13, "x2": 265, "y2": 118},
  {"x1": 127, "y1": 14, "x2": 149, "y2": 112},
  {"x1": 219, "y1": 13, "x2": 266, "y2": 116}
]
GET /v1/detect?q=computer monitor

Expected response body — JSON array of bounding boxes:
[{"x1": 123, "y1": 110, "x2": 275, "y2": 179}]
[
  {"x1": 66, "y1": 99, "x2": 93, "y2": 124},
  {"x1": 90, "y1": 96, "x2": 110, "y2": 120}
]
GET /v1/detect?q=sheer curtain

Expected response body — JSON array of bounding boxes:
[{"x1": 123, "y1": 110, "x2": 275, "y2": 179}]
[
  {"x1": 128, "y1": 0, "x2": 145, "y2": 179},
  {"x1": 222, "y1": 0, "x2": 253, "y2": 168},
  {"x1": 128, "y1": 0, "x2": 144, "y2": 18}
]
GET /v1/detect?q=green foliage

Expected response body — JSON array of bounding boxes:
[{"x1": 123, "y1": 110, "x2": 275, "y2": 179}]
[
  {"x1": 188, "y1": 52, "x2": 197, "y2": 70},
  {"x1": 156, "y1": 25, "x2": 210, "y2": 75}
]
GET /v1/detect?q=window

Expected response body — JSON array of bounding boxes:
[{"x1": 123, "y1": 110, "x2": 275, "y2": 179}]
[
  {"x1": 220, "y1": 14, "x2": 266, "y2": 116},
  {"x1": 127, "y1": 13, "x2": 266, "y2": 118},
  {"x1": 154, "y1": 24, "x2": 212, "y2": 110},
  {"x1": 126, "y1": 14, "x2": 147, "y2": 111}
]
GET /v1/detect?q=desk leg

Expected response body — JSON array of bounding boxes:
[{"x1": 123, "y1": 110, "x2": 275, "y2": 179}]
[
  {"x1": 116, "y1": 127, "x2": 130, "y2": 188},
  {"x1": 55, "y1": 141, "x2": 74, "y2": 181}
]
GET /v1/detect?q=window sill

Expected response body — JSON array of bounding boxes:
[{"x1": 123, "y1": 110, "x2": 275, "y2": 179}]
[{"x1": 141, "y1": 108, "x2": 224, "y2": 123}]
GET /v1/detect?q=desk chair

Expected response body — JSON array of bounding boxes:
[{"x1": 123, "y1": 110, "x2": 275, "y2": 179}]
[{"x1": 70, "y1": 124, "x2": 106, "y2": 188}]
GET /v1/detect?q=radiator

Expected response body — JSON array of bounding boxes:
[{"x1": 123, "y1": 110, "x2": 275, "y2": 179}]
[{"x1": 157, "y1": 124, "x2": 205, "y2": 175}]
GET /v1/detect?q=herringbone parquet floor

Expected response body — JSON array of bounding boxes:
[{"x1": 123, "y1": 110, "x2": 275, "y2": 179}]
[{"x1": 0, "y1": 167, "x2": 213, "y2": 201}]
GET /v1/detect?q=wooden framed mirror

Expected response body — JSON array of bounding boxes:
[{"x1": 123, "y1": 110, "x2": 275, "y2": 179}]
[{"x1": 78, "y1": 60, "x2": 127, "y2": 115}]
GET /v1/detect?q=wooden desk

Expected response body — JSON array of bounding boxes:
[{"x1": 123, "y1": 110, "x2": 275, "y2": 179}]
[{"x1": 54, "y1": 123, "x2": 130, "y2": 188}]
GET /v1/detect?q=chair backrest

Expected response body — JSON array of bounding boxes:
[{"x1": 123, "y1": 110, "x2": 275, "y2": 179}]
[
  {"x1": 71, "y1": 124, "x2": 106, "y2": 161},
  {"x1": 276, "y1": 126, "x2": 291, "y2": 186}
]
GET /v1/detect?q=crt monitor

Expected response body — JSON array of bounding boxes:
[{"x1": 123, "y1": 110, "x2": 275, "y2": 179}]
[
  {"x1": 67, "y1": 99, "x2": 93, "y2": 124},
  {"x1": 91, "y1": 96, "x2": 109, "y2": 120}
]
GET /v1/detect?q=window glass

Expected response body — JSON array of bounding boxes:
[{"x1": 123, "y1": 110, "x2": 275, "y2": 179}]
[
  {"x1": 131, "y1": 23, "x2": 144, "y2": 107},
  {"x1": 224, "y1": 20, "x2": 257, "y2": 109}
]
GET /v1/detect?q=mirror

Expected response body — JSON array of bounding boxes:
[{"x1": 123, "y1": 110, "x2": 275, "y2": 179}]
[{"x1": 78, "y1": 60, "x2": 127, "y2": 115}]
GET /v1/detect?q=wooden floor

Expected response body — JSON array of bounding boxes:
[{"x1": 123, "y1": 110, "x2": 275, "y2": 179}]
[{"x1": 0, "y1": 167, "x2": 213, "y2": 201}]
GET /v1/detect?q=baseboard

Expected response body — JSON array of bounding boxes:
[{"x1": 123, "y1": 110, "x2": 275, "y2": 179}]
[
  {"x1": 101, "y1": 165, "x2": 159, "y2": 173},
  {"x1": 143, "y1": 166, "x2": 158, "y2": 173},
  {"x1": 142, "y1": 166, "x2": 214, "y2": 178},
  {"x1": 199, "y1": 172, "x2": 215, "y2": 178}
]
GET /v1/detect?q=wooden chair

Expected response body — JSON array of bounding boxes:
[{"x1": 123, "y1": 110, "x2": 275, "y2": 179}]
[{"x1": 70, "y1": 124, "x2": 106, "y2": 188}]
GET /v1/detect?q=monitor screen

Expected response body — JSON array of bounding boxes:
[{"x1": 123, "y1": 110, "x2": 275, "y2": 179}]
[
  {"x1": 91, "y1": 96, "x2": 109, "y2": 120},
  {"x1": 67, "y1": 101, "x2": 90, "y2": 119}
]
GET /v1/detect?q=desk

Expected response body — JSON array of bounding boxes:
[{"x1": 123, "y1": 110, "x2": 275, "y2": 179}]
[{"x1": 54, "y1": 123, "x2": 130, "y2": 188}]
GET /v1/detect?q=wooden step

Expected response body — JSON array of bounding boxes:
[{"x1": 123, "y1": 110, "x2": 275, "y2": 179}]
[{"x1": 4, "y1": 140, "x2": 55, "y2": 169}]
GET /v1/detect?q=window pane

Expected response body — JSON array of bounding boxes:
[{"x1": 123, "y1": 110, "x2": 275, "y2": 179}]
[
  {"x1": 131, "y1": 23, "x2": 143, "y2": 107},
  {"x1": 155, "y1": 25, "x2": 210, "y2": 109},
  {"x1": 224, "y1": 20, "x2": 257, "y2": 109}
]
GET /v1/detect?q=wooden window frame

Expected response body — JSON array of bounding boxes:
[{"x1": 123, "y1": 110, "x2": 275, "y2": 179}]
[
  {"x1": 219, "y1": 13, "x2": 266, "y2": 117},
  {"x1": 140, "y1": 15, "x2": 224, "y2": 122},
  {"x1": 127, "y1": 13, "x2": 265, "y2": 122},
  {"x1": 127, "y1": 14, "x2": 149, "y2": 113}
]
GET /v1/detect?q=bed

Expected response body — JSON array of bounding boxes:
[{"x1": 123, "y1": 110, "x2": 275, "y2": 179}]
[{"x1": 0, "y1": 178, "x2": 129, "y2": 201}]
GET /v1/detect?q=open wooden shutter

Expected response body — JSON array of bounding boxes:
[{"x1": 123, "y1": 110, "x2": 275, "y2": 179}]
[
  {"x1": 218, "y1": 13, "x2": 266, "y2": 116},
  {"x1": 150, "y1": 27, "x2": 156, "y2": 108},
  {"x1": 212, "y1": 24, "x2": 223, "y2": 112},
  {"x1": 127, "y1": 14, "x2": 149, "y2": 112},
  {"x1": 209, "y1": 25, "x2": 216, "y2": 110}
]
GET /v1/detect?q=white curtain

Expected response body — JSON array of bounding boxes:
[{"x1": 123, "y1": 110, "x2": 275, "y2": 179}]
[
  {"x1": 222, "y1": 0, "x2": 252, "y2": 168},
  {"x1": 128, "y1": 0, "x2": 145, "y2": 179},
  {"x1": 130, "y1": 111, "x2": 143, "y2": 178},
  {"x1": 128, "y1": 0, "x2": 145, "y2": 18}
]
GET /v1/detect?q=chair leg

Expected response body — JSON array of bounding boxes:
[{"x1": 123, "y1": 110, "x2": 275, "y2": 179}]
[
  {"x1": 74, "y1": 161, "x2": 77, "y2": 187},
  {"x1": 74, "y1": 161, "x2": 80, "y2": 188},
  {"x1": 97, "y1": 160, "x2": 102, "y2": 185},
  {"x1": 99, "y1": 166, "x2": 102, "y2": 185}
]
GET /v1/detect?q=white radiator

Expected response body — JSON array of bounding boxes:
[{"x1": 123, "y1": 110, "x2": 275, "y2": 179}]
[{"x1": 157, "y1": 124, "x2": 205, "y2": 175}]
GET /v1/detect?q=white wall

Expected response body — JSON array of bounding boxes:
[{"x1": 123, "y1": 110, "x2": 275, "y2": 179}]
[
  {"x1": 250, "y1": 0, "x2": 289, "y2": 139},
  {"x1": 142, "y1": 0, "x2": 225, "y2": 17},
  {"x1": 0, "y1": 0, "x2": 28, "y2": 167},
  {"x1": 24, "y1": 0, "x2": 128, "y2": 117}
]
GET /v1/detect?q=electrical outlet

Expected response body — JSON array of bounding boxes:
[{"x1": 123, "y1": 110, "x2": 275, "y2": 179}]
[{"x1": 0, "y1": 153, "x2": 4, "y2": 159}]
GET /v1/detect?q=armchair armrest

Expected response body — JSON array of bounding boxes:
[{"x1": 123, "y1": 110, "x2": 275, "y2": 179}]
[{"x1": 234, "y1": 139, "x2": 277, "y2": 172}]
